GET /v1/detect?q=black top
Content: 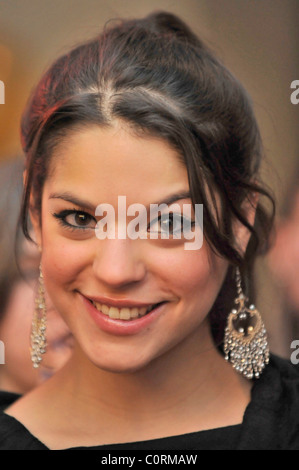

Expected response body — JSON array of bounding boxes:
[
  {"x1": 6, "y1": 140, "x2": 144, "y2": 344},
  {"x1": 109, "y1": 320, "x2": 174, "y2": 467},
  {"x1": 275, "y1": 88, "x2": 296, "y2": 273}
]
[{"x1": 0, "y1": 354, "x2": 298, "y2": 450}]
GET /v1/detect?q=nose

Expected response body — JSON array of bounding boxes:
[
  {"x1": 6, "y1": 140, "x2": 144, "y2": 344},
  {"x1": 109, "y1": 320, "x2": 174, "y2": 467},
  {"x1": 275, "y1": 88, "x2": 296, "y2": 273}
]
[{"x1": 92, "y1": 238, "x2": 147, "y2": 289}]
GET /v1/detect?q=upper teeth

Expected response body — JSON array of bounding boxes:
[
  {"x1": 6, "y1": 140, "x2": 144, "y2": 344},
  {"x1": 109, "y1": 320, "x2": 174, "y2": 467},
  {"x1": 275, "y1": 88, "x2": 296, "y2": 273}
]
[{"x1": 92, "y1": 301, "x2": 154, "y2": 320}]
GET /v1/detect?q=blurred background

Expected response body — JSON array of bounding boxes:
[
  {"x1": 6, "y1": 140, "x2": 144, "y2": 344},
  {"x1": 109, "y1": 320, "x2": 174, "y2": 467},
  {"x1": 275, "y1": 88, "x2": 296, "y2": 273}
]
[{"x1": 0, "y1": 0, "x2": 298, "y2": 358}]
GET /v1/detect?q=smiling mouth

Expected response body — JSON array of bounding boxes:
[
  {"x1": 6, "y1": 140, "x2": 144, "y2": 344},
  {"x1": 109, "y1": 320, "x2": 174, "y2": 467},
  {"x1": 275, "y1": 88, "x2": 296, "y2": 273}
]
[{"x1": 88, "y1": 299, "x2": 166, "y2": 321}]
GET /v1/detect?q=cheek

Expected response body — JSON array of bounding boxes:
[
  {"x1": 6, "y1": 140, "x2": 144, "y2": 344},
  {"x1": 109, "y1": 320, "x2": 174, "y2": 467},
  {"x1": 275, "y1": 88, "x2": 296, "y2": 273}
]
[
  {"x1": 152, "y1": 243, "x2": 225, "y2": 298},
  {"x1": 41, "y1": 224, "x2": 94, "y2": 292},
  {"x1": 151, "y1": 244, "x2": 228, "y2": 335}
]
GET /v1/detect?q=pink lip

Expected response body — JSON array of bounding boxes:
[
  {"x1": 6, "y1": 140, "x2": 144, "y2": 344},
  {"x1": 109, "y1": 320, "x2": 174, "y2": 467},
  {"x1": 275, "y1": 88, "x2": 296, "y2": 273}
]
[
  {"x1": 79, "y1": 293, "x2": 167, "y2": 336},
  {"x1": 83, "y1": 295, "x2": 155, "y2": 309}
]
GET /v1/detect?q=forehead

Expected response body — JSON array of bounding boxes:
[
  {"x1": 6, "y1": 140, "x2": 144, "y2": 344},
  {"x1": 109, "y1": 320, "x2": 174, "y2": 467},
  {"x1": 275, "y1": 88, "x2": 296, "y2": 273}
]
[{"x1": 46, "y1": 123, "x2": 190, "y2": 205}]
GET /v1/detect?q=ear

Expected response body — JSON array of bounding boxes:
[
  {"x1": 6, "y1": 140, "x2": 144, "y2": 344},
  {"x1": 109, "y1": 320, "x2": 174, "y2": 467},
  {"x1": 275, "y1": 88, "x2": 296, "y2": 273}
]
[
  {"x1": 23, "y1": 169, "x2": 42, "y2": 249},
  {"x1": 232, "y1": 192, "x2": 259, "y2": 256}
]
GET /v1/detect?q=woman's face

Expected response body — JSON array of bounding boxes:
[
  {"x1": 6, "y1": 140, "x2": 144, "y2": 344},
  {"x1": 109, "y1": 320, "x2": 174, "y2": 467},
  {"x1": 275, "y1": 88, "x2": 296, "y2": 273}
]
[{"x1": 32, "y1": 122, "x2": 229, "y2": 373}]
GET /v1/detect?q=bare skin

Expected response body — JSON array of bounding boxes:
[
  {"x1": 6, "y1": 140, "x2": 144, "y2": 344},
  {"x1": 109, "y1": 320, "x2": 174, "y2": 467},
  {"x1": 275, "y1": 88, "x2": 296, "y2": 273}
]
[
  {"x1": 6, "y1": 321, "x2": 252, "y2": 449},
  {"x1": 5, "y1": 123, "x2": 254, "y2": 449}
]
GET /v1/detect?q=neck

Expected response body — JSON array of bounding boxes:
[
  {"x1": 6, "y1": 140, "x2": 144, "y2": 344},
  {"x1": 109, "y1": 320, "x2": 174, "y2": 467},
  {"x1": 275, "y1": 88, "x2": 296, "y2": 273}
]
[
  {"x1": 46, "y1": 319, "x2": 251, "y2": 438},
  {"x1": 8, "y1": 318, "x2": 253, "y2": 449},
  {"x1": 69, "y1": 321, "x2": 219, "y2": 412}
]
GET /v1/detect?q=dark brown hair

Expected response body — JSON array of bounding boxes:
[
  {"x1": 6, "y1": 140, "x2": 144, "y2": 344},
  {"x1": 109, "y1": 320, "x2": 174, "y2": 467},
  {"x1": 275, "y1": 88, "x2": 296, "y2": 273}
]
[{"x1": 19, "y1": 11, "x2": 275, "y2": 344}]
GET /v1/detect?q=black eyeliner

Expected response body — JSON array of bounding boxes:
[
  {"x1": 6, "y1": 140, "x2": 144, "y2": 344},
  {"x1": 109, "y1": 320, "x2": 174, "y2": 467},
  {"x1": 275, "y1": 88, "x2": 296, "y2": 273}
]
[
  {"x1": 147, "y1": 213, "x2": 195, "y2": 235},
  {"x1": 52, "y1": 208, "x2": 96, "y2": 231}
]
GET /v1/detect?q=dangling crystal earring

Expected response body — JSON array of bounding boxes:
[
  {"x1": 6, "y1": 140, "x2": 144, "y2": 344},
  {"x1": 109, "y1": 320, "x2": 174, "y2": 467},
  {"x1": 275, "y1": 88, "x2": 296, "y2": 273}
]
[
  {"x1": 30, "y1": 263, "x2": 47, "y2": 368},
  {"x1": 223, "y1": 267, "x2": 269, "y2": 379}
]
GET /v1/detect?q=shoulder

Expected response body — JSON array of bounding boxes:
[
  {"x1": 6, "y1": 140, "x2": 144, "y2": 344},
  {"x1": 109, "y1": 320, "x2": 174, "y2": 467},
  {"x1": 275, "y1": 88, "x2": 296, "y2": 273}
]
[
  {"x1": 0, "y1": 390, "x2": 20, "y2": 411},
  {"x1": 239, "y1": 353, "x2": 299, "y2": 450},
  {"x1": 0, "y1": 391, "x2": 48, "y2": 450}
]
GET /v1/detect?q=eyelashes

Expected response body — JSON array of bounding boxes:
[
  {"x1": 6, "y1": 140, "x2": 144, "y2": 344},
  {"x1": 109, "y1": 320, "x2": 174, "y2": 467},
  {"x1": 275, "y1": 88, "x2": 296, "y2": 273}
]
[
  {"x1": 52, "y1": 209, "x2": 97, "y2": 232},
  {"x1": 52, "y1": 208, "x2": 195, "y2": 237}
]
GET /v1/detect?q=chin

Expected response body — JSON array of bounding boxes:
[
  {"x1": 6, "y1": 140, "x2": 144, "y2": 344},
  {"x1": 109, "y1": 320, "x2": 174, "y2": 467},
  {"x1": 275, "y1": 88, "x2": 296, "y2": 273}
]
[{"x1": 87, "y1": 346, "x2": 158, "y2": 374}]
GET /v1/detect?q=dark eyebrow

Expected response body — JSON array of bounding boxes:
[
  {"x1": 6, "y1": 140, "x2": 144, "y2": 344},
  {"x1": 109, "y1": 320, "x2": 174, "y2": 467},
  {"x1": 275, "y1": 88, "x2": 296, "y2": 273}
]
[
  {"x1": 48, "y1": 190, "x2": 192, "y2": 212},
  {"x1": 151, "y1": 191, "x2": 191, "y2": 207},
  {"x1": 49, "y1": 192, "x2": 96, "y2": 212}
]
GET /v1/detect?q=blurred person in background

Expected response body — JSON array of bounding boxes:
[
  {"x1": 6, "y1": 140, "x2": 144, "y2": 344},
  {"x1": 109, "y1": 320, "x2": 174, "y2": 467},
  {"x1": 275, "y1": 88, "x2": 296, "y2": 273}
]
[
  {"x1": 268, "y1": 167, "x2": 299, "y2": 340},
  {"x1": 0, "y1": 157, "x2": 73, "y2": 395}
]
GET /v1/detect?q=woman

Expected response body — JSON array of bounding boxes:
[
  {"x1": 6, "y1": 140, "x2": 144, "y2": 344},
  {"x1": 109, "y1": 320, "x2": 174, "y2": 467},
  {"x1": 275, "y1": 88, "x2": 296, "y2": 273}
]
[
  {"x1": 0, "y1": 11, "x2": 298, "y2": 450},
  {"x1": 0, "y1": 158, "x2": 73, "y2": 395}
]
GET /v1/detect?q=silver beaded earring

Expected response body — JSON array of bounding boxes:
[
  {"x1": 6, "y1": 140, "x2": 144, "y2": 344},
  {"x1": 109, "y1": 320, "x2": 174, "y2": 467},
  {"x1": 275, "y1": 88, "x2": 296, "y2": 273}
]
[
  {"x1": 30, "y1": 264, "x2": 47, "y2": 368},
  {"x1": 223, "y1": 267, "x2": 269, "y2": 379}
]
